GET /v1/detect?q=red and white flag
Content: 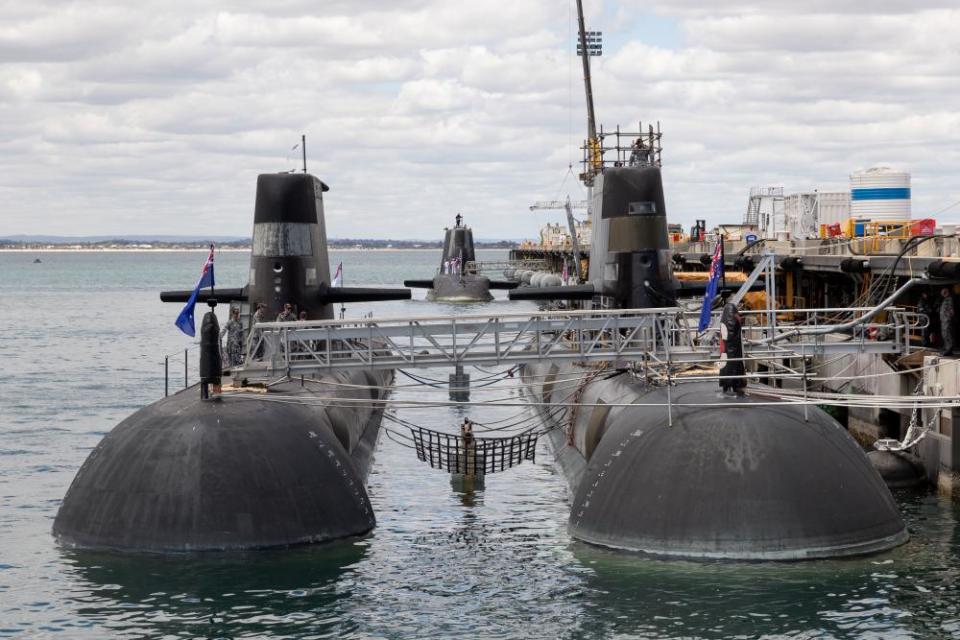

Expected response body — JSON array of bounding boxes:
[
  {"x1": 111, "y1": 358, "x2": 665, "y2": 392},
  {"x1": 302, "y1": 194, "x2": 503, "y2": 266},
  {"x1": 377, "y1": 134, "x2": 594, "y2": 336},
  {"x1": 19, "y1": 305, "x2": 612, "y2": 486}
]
[{"x1": 332, "y1": 262, "x2": 343, "y2": 287}]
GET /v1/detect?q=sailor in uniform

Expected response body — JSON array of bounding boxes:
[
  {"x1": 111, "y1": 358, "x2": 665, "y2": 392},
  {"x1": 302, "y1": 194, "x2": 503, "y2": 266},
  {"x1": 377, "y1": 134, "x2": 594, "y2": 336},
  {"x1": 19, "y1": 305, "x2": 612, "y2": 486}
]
[{"x1": 220, "y1": 306, "x2": 245, "y2": 367}]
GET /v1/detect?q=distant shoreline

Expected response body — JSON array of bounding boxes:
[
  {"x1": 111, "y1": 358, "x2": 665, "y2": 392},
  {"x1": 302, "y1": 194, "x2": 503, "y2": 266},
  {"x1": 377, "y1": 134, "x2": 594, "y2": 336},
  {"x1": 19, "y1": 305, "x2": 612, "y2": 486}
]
[{"x1": 0, "y1": 247, "x2": 512, "y2": 253}]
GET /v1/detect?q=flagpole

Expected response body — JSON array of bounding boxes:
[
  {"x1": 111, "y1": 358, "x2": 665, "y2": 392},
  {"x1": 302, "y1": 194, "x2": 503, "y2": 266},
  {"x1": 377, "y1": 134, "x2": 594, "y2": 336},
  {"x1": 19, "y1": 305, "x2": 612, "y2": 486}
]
[
  {"x1": 209, "y1": 243, "x2": 216, "y2": 301},
  {"x1": 719, "y1": 233, "x2": 726, "y2": 291},
  {"x1": 339, "y1": 262, "x2": 346, "y2": 319},
  {"x1": 302, "y1": 134, "x2": 307, "y2": 173}
]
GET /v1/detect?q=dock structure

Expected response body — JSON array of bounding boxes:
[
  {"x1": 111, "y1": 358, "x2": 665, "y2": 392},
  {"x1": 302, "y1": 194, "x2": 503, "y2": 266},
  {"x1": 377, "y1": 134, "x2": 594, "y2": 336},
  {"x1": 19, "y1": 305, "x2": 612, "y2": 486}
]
[
  {"x1": 672, "y1": 236, "x2": 960, "y2": 499},
  {"x1": 508, "y1": 246, "x2": 590, "y2": 277},
  {"x1": 466, "y1": 258, "x2": 548, "y2": 275}
]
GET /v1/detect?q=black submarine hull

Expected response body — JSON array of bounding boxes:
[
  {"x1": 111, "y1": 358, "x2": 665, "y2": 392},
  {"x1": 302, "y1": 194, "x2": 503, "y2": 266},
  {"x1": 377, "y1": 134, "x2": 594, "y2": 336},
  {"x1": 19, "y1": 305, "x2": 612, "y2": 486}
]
[
  {"x1": 53, "y1": 370, "x2": 390, "y2": 551},
  {"x1": 523, "y1": 362, "x2": 908, "y2": 560}
]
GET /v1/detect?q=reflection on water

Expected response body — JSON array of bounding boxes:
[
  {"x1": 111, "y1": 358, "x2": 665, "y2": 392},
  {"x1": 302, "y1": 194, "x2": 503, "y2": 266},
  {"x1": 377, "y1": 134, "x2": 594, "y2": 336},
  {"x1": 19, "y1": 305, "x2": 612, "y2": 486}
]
[
  {"x1": 52, "y1": 487, "x2": 960, "y2": 640},
  {"x1": 570, "y1": 490, "x2": 960, "y2": 640},
  {"x1": 62, "y1": 543, "x2": 366, "y2": 639},
  {"x1": 3, "y1": 252, "x2": 960, "y2": 639}
]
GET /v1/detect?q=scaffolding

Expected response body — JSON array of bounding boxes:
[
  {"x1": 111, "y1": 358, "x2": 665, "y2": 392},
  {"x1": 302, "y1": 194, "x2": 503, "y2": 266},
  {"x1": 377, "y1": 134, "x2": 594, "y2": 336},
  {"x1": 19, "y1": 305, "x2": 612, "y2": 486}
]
[{"x1": 579, "y1": 121, "x2": 663, "y2": 182}]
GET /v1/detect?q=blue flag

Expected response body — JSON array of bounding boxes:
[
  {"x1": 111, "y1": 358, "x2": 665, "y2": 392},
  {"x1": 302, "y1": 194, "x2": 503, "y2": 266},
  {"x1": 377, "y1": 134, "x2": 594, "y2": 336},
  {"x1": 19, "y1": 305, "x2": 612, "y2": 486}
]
[
  {"x1": 697, "y1": 240, "x2": 724, "y2": 332},
  {"x1": 175, "y1": 245, "x2": 215, "y2": 337}
]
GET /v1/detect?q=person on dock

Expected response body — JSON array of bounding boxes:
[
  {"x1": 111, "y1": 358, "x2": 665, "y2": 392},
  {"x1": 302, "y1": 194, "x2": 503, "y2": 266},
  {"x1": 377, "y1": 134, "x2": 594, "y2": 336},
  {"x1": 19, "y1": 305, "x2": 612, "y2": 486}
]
[
  {"x1": 220, "y1": 306, "x2": 245, "y2": 367},
  {"x1": 919, "y1": 289, "x2": 940, "y2": 348},
  {"x1": 940, "y1": 287, "x2": 955, "y2": 356},
  {"x1": 276, "y1": 302, "x2": 297, "y2": 322},
  {"x1": 719, "y1": 302, "x2": 747, "y2": 396}
]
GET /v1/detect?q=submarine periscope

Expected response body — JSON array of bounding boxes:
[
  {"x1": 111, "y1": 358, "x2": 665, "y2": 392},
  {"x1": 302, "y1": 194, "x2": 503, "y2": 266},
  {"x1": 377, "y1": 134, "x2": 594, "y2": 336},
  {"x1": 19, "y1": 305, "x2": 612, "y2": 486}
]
[
  {"x1": 510, "y1": 164, "x2": 909, "y2": 560},
  {"x1": 53, "y1": 172, "x2": 411, "y2": 552}
]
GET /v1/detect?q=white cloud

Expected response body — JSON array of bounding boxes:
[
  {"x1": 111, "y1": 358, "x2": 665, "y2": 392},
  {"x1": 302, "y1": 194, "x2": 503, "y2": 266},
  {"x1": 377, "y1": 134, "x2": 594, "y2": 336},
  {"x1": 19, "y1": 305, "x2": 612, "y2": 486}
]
[{"x1": 0, "y1": 0, "x2": 958, "y2": 239}]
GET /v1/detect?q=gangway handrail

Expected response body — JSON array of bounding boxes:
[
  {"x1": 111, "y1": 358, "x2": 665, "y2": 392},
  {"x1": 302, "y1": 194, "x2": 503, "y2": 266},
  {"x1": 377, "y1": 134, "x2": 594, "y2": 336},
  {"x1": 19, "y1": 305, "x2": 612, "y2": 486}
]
[
  {"x1": 237, "y1": 303, "x2": 910, "y2": 377},
  {"x1": 754, "y1": 277, "x2": 922, "y2": 346},
  {"x1": 249, "y1": 305, "x2": 686, "y2": 330}
]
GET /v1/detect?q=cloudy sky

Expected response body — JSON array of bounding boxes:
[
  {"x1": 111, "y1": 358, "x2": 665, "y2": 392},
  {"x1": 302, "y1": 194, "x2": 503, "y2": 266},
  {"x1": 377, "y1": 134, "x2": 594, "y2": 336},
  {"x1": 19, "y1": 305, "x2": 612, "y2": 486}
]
[{"x1": 2, "y1": 0, "x2": 959, "y2": 239}]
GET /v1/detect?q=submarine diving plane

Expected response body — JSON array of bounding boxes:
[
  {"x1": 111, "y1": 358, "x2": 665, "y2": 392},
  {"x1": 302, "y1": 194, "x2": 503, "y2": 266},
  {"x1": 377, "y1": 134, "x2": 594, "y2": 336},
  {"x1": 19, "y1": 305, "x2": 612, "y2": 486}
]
[{"x1": 53, "y1": 172, "x2": 412, "y2": 551}]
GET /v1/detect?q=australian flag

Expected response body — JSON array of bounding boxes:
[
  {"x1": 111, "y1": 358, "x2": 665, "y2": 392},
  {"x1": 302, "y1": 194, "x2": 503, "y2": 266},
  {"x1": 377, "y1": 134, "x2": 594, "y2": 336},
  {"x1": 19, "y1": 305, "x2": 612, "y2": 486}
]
[
  {"x1": 175, "y1": 245, "x2": 215, "y2": 337},
  {"x1": 697, "y1": 240, "x2": 724, "y2": 332}
]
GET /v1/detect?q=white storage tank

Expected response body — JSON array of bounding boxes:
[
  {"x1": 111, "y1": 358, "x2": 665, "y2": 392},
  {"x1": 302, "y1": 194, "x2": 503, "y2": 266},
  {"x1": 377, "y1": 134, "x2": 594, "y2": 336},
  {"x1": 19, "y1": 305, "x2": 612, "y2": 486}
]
[{"x1": 850, "y1": 166, "x2": 911, "y2": 221}]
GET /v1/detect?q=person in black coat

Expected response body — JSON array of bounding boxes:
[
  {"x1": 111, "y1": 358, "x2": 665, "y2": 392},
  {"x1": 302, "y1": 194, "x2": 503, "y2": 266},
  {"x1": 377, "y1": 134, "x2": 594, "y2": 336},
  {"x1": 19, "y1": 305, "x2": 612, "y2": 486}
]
[
  {"x1": 918, "y1": 290, "x2": 940, "y2": 348},
  {"x1": 719, "y1": 302, "x2": 747, "y2": 396}
]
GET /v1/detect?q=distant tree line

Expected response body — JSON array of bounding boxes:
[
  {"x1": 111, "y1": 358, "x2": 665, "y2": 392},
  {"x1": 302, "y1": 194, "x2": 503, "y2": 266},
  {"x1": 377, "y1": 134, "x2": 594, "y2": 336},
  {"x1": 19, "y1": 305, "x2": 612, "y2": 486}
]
[{"x1": 1, "y1": 238, "x2": 518, "y2": 250}]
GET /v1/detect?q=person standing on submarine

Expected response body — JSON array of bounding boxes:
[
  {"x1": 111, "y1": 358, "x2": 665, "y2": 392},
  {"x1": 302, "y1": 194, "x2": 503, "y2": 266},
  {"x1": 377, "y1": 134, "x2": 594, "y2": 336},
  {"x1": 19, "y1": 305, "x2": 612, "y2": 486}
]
[
  {"x1": 220, "y1": 305, "x2": 244, "y2": 367},
  {"x1": 719, "y1": 302, "x2": 747, "y2": 396},
  {"x1": 276, "y1": 302, "x2": 297, "y2": 322},
  {"x1": 251, "y1": 302, "x2": 268, "y2": 360}
]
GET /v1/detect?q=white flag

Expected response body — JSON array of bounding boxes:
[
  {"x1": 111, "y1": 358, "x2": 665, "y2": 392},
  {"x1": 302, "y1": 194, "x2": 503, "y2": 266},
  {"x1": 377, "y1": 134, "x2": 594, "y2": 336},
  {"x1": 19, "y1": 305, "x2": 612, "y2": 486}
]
[{"x1": 332, "y1": 262, "x2": 343, "y2": 287}]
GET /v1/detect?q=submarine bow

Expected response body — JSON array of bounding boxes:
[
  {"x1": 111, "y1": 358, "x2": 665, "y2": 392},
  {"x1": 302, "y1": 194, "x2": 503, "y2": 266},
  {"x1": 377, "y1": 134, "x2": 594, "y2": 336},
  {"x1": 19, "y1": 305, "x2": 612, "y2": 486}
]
[
  {"x1": 566, "y1": 382, "x2": 907, "y2": 559},
  {"x1": 53, "y1": 381, "x2": 380, "y2": 551}
]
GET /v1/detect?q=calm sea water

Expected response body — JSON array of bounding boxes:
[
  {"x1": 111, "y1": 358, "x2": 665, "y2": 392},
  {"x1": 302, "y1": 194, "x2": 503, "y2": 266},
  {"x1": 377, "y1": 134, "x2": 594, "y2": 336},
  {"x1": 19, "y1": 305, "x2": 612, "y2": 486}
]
[{"x1": 2, "y1": 250, "x2": 960, "y2": 639}]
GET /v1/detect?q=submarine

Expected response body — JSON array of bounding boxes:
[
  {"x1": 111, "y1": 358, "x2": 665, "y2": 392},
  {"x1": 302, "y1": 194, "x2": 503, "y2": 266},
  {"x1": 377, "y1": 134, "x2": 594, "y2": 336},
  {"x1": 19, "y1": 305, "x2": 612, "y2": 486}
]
[
  {"x1": 509, "y1": 165, "x2": 908, "y2": 559},
  {"x1": 53, "y1": 172, "x2": 411, "y2": 551},
  {"x1": 404, "y1": 214, "x2": 516, "y2": 302}
]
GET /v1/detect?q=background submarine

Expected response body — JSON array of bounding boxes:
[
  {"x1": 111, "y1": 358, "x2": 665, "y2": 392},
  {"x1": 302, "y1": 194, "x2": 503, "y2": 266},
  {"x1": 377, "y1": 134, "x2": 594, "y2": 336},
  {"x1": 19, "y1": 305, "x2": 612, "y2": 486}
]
[
  {"x1": 53, "y1": 173, "x2": 411, "y2": 551},
  {"x1": 509, "y1": 165, "x2": 908, "y2": 560},
  {"x1": 404, "y1": 215, "x2": 516, "y2": 302}
]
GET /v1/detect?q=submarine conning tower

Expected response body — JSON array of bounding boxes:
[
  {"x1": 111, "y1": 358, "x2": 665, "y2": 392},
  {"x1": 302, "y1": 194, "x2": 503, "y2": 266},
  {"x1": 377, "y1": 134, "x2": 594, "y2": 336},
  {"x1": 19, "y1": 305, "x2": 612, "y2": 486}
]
[
  {"x1": 402, "y1": 213, "x2": 515, "y2": 301},
  {"x1": 159, "y1": 172, "x2": 410, "y2": 315},
  {"x1": 250, "y1": 173, "x2": 334, "y2": 319},
  {"x1": 588, "y1": 166, "x2": 676, "y2": 308},
  {"x1": 508, "y1": 165, "x2": 677, "y2": 306},
  {"x1": 440, "y1": 214, "x2": 476, "y2": 268}
]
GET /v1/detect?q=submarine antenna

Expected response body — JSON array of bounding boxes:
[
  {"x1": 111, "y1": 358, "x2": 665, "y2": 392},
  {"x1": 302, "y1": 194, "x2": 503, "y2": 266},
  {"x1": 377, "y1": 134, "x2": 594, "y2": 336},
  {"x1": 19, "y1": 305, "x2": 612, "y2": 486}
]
[{"x1": 301, "y1": 134, "x2": 307, "y2": 173}]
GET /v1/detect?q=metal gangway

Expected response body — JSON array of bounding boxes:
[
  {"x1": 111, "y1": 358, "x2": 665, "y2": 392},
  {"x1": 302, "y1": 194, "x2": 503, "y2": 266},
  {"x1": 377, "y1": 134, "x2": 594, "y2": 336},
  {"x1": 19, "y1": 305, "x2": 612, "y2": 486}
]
[
  {"x1": 237, "y1": 304, "x2": 919, "y2": 379},
  {"x1": 466, "y1": 259, "x2": 548, "y2": 274}
]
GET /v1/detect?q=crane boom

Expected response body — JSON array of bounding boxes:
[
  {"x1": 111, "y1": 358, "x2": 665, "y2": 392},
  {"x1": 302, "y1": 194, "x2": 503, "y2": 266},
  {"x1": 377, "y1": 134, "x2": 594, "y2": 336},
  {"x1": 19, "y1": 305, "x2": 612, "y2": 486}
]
[
  {"x1": 576, "y1": 0, "x2": 597, "y2": 142},
  {"x1": 576, "y1": 0, "x2": 602, "y2": 183},
  {"x1": 528, "y1": 196, "x2": 585, "y2": 282},
  {"x1": 529, "y1": 200, "x2": 589, "y2": 211}
]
